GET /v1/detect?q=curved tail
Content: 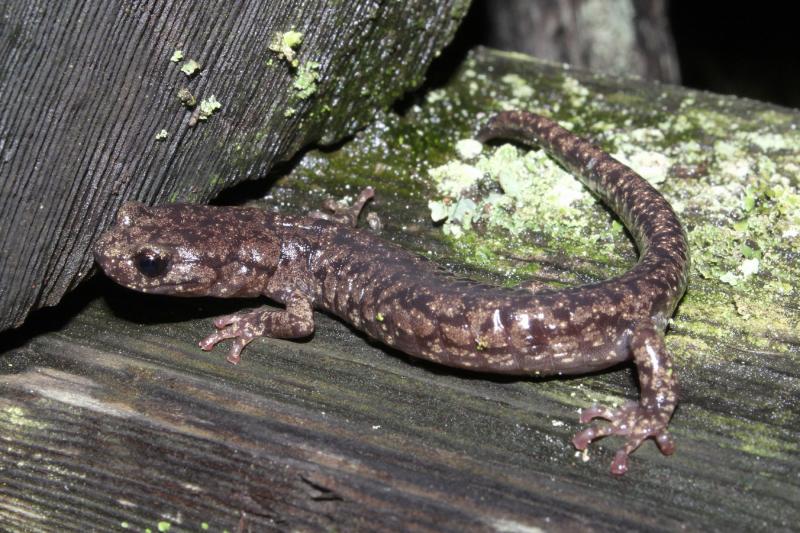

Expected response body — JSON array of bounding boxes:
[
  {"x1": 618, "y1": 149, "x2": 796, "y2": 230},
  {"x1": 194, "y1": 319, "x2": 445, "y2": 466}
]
[{"x1": 478, "y1": 111, "x2": 689, "y2": 314}]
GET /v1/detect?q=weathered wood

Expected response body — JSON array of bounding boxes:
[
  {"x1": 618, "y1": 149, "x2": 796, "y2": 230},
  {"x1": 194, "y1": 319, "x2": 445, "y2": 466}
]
[
  {"x1": 1, "y1": 47, "x2": 799, "y2": 530},
  {"x1": 0, "y1": 0, "x2": 469, "y2": 331}
]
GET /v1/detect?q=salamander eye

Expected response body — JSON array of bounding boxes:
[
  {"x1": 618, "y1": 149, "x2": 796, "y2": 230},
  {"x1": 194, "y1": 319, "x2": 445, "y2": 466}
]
[{"x1": 134, "y1": 250, "x2": 170, "y2": 278}]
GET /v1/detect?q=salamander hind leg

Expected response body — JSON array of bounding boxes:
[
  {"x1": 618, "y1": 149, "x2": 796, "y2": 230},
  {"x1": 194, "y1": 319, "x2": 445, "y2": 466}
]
[
  {"x1": 572, "y1": 325, "x2": 678, "y2": 475},
  {"x1": 199, "y1": 291, "x2": 315, "y2": 365},
  {"x1": 309, "y1": 187, "x2": 380, "y2": 229}
]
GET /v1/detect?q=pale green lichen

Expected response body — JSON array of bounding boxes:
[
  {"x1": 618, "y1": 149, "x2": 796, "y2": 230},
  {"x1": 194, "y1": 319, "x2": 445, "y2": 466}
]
[
  {"x1": 180, "y1": 59, "x2": 201, "y2": 77},
  {"x1": 690, "y1": 223, "x2": 762, "y2": 287},
  {"x1": 197, "y1": 96, "x2": 221, "y2": 121},
  {"x1": 425, "y1": 89, "x2": 447, "y2": 104},
  {"x1": 170, "y1": 50, "x2": 184, "y2": 63},
  {"x1": 270, "y1": 30, "x2": 304, "y2": 68},
  {"x1": 428, "y1": 196, "x2": 479, "y2": 238},
  {"x1": 293, "y1": 61, "x2": 320, "y2": 100},
  {"x1": 455, "y1": 139, "x2": 483, "y2": 160},
  {"x1": 427, "y1": 142, "x2": 599, "y2": 242},
  {"x1": 612, "y1": 146, "x2": 670, "y2": 184},
  {"x1": 561, "y1": 76, "x2": 590, "y2": 108},
  {"x1": 177, "y1": 87, "x2": 196, "y2": 108},
  {"x1": 671, "y1": 102, "x2": 738, "y2": 139},
  {"x1": 719, "y1": 270, "x2": 741, "y2": 286},
  {"x1": 427, "y1": 161, "x2": 484, "y2": 198},
  {"x1": 746, "y1": 131, "x2": 791, "y2": 152},
  {"x1": 501, "y1": 73, "x2": 534, "y2": 99},
  {"x1": 428, "y1": 198, "x2": 451, "y2": 223},
  {"x1": 154, "y1": 129, "x2": 168, "y2": 141}
]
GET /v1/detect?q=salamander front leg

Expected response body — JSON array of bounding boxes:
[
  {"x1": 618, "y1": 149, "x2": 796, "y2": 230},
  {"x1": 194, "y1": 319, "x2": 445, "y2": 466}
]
[
  {"x1": 199, "y1": 291, "x2": 315, "y2": 364},
  {"x1": 309, "y1": 187, "x2": 381, "y2": 230},
  {"x1": 572, "y1": 326, "x2": 678, "y2": 475}
]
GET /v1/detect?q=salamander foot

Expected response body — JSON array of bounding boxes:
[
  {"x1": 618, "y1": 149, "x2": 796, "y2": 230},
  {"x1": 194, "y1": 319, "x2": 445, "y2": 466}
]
[
  {"x1": 572, "y1": 400, "x2": 675, "y2": 476},
  {"x1": 309, "y1": 187, "x2": 380, "y2": 229}
]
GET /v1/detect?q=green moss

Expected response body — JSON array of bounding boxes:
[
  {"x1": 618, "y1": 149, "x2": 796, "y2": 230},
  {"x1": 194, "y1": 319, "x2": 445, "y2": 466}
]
[
  {"x1": 706, "y1": 412, "x2": 798, "y2": 458},
  {"x1": 2, "y1": 405, "x2": 49, "y2": 430},
  {"x1": 674, "y1": 289, "x2": 797, "y2": 358}
]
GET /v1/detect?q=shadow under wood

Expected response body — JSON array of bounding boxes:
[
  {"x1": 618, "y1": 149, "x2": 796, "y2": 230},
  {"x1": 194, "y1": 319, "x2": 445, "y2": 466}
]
[{"x1": 0, "y1": 274, "x2": 107, "y2": 359}]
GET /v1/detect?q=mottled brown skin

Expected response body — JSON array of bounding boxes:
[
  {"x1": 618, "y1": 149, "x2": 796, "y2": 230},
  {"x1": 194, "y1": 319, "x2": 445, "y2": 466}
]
[{"x1": 94, "y1": 111, "x2": 689, "y2": 476}]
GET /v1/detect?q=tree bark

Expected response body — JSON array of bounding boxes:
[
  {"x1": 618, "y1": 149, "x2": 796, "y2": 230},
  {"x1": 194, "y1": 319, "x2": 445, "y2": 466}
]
[{"x1": 480, "y1": 0, "x2": 680, "y2": 82}]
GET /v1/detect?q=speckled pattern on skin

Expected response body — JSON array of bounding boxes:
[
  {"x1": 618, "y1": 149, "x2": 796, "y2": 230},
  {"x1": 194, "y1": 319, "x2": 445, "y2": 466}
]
[{"x1": 94, "y1": 111, "x2": 689, "y2": 476}]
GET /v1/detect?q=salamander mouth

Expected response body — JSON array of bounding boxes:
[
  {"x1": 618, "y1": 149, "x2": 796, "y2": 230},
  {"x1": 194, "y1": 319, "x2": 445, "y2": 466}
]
[{"x1": 144, "y1": 279, "x2": 211, "y2": 295}]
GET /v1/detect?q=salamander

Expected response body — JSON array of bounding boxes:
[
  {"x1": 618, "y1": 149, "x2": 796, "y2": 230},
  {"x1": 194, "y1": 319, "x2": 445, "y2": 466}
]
[{"x1": 94, "y1": 111, "x2": 690, "y2": 475}]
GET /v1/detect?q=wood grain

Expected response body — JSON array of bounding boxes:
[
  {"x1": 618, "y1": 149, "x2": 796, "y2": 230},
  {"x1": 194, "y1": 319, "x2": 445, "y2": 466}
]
[
  {"x1": 1, "y1": 47, "x2": 798, "y2": 531},
  {"x1": 0, "y1": 0, "x2": 468, "y2": 331}
]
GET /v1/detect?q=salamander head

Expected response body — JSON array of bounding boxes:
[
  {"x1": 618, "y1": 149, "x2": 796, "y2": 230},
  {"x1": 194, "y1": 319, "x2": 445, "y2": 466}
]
[{"x1": 94, "y1": 202, "x2": 279, "y2": 297}]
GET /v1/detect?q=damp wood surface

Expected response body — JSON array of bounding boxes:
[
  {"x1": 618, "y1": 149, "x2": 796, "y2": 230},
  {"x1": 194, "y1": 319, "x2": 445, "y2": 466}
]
[{"x1": 1, "y1": 47, "x2": 799, "y2": 531}]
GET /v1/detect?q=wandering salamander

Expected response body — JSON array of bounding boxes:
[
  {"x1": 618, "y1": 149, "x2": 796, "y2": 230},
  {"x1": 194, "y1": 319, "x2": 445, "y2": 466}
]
[{"x1": 94, "y1": 111, "x2": 690, "y2": 475}]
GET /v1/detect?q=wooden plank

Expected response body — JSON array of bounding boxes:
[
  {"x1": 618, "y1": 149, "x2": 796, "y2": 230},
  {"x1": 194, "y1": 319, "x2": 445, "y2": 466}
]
[{"x1": 1, "y1": 47, "x2": 799, "y2": 530}]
